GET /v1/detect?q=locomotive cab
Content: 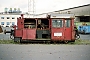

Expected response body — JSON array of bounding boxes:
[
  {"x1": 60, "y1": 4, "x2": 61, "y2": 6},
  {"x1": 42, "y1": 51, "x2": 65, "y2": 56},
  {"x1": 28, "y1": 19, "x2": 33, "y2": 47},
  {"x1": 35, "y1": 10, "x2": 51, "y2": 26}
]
[
  {"x1": 36, "y1": 18, "x2": 50, "y2": 40},
  {"x1": 50, "y1": 13, "x2": 75, "y2": 43}
]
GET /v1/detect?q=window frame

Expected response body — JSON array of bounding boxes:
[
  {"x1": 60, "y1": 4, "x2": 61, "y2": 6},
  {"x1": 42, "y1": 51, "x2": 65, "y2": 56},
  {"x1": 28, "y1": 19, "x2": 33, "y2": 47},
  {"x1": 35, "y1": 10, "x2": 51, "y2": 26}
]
[
  {"x1": 52, "y1": 19, "x2": 63, "y2": 28},
  {"x1": 12, "y1": 22, "x2": 15, "y2": 25},
  {"x1": 65, "y1": 19, "x2": 71, "y2": 27},
  {"x1": 12, "y1": 17, "x2": 15, "y2": 19},
  {"x1": 7, "y1": 17, "x2": 10, "y2": 19},
  {"x1": 1, "y1": 17, "x2": 4, "y2": 19},
  {"x1": 1, "y1": 22, "x2": 4, "y2": 25},
  {"x1": 6, "y1": 22, "x2": 10, "y2": 25}
]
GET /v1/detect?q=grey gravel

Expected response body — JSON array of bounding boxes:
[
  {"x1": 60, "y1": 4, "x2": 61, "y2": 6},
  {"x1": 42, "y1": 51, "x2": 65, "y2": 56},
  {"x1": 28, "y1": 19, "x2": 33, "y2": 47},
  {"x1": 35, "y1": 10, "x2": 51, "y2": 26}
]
[{"x1": 0, "y1": 44, "x2": 90, "y2": 60}]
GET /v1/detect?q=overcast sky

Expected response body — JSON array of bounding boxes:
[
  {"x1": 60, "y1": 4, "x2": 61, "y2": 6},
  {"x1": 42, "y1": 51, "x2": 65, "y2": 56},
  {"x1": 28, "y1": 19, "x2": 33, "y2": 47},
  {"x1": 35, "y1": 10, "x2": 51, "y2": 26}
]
[{"x1": 0, "y1": 0, "x2": 90, "y2": 14}]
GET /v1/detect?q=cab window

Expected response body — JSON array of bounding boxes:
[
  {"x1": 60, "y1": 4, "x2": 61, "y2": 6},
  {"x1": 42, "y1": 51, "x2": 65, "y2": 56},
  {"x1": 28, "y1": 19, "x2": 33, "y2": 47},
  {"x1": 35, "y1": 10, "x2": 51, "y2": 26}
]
[
  {"x1": 52, "y1": 19, "x2": 63, "y2": 28},
  {"x1": 65, "y1": 20, "x2": 71, "y2": 27}
]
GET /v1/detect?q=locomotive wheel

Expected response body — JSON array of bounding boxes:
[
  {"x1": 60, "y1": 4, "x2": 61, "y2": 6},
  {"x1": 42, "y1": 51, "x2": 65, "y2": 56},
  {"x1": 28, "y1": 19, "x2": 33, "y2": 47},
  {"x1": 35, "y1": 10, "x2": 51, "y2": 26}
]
[
  {"x1": 14, "y1": 37, "x2": 21, "y2": 43},
  {"x1": 64, "y1": 41, "x2": 68, "y2": 44},
  {"x1": 20, "y1": 39, "x2": 22, "y2": 43},
  {"x1": 75, "y1": 35, "x2": 80, "y2": 40},
  {"x1": 10, "y1": 35, "x2": 14, "y2": 40}
]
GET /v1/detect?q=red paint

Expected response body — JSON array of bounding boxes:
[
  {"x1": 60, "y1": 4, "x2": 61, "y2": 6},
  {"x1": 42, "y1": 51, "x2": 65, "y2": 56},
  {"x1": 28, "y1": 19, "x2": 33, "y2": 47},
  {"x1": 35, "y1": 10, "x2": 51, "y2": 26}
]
[
  {"x1": 64, "y1": 20, "x2": 72, "y2": 40},
  {"x1": 71, "y1": 19, "x2": 76, "y2": 40},
  {"x1": 17, "y1": 19, "x2": 24, "y2": 29},
  {"x1": 51, "y1": 18, "x2": 75, "y2": 41},
  {"x1": 64, "y1": 27, "x2": 72, "y2": 40},
  {"x1": 15, "y1": 29, "x2": 22, "y2": 37},
  {"x1": 22, "y1": 29, "x2": 36, "y2": 40},
  {"x1": 51, "y1": 28, "x2": 64, "y2": 40}
]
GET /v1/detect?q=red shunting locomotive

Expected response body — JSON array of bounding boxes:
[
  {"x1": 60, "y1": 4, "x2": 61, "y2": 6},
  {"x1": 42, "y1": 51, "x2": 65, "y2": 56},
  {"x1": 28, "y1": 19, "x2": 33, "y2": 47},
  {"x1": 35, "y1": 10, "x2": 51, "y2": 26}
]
[{"x1": 4, "y1": 13, "x2": 77, "y2": 43}]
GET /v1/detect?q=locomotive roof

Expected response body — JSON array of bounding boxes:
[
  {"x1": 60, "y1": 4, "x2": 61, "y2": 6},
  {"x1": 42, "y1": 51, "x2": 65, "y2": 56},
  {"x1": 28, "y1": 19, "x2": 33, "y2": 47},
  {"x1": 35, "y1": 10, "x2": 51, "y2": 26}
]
[
  {"x1": 50, "y1": 13, "x2": 75, "y2": 18},
  {"x1": 20, "y1": 13, "x2": 75, "y2": 19}
]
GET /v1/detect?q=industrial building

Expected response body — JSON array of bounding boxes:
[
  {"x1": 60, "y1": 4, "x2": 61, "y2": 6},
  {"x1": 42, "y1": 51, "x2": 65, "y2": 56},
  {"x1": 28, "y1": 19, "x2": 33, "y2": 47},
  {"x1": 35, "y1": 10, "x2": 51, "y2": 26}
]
[
  {"x1": 0, "y1": 8, "x2": 22, "y2": 27},
  {"x1": 0, "y1": 13, "x2": 21, "y2": 27},
  {"x1": 34, "y1": 4, "x2": 90, "y2": 27},
  {"x1": 52, "y1": 4, "x2": 90, "y2": 26}
]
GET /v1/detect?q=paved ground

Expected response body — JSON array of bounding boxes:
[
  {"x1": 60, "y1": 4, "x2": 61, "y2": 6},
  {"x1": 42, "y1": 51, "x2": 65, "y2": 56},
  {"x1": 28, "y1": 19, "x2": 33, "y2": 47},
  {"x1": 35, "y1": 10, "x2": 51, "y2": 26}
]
[
  {"x1": 0, "y1": 44, "x2": 90, "y2": 60},
  {"x1": 0, "y1": 27, "x2": 13, "y2": 40},
  {"x1": 80, "y1": 34, "x2": 90, "y2": 40}
]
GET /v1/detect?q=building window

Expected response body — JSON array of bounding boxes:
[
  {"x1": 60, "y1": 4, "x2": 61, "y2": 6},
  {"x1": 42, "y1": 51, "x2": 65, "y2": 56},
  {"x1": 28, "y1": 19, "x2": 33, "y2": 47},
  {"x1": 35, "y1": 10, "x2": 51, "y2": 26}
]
[
  {"x1": 1, "y1": 17, "x2": 4, "y2": 19},
  {"x1": 80, "y1": 16, "x2": 90, "y2": 22},
  {"x1": 12, "y1": 22, "x2": 15, "y2": 25},
  {"x1": 1, "y1": 22, "x2": 4, "y2": 25},
  {"x1": 12, "y1": 17, "x2": 15, "y2": 19},
  {"x1": 7, "y1": 22, "x2": 10, "y2": 25},
  {"x1": 7, "y1": 17, "x2": 10, "y2": 19}
]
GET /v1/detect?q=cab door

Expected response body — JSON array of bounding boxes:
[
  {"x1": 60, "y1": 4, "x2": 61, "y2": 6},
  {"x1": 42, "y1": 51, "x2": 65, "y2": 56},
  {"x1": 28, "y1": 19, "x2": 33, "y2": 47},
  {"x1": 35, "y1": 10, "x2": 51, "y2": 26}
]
[{"x1": 64, "y1": 19, "x2": 72, "y2": 40}]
